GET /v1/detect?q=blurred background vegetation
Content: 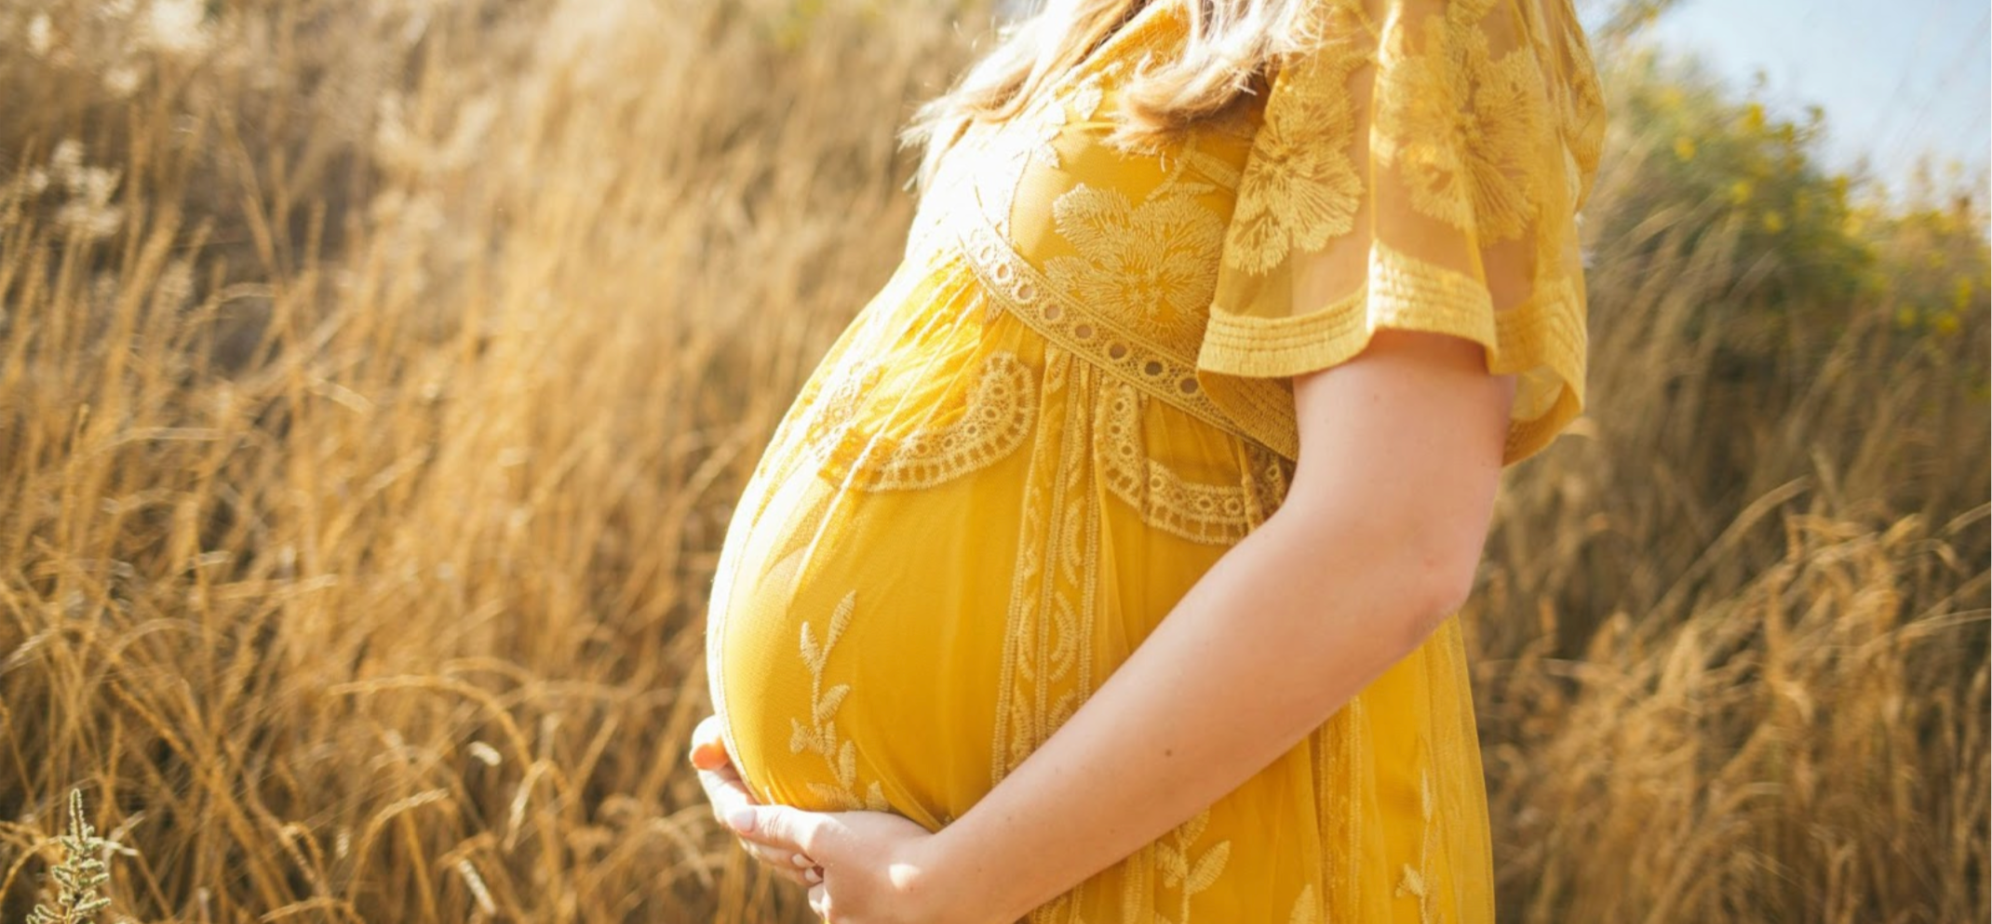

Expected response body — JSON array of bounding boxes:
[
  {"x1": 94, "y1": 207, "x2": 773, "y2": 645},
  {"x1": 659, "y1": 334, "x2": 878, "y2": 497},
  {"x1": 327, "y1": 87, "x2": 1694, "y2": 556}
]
[{"x1": 0, "y1": 0, "x2": 1984, "y2": 922}]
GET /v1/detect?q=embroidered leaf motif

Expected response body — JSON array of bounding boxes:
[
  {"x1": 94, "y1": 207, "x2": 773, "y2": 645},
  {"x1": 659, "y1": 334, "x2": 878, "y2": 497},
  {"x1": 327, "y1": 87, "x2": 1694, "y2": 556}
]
[
  {"x1": 799, "y1": 622, "x2": 821, "y2": 672},
  {"x1": 1154, "y1": 807, "x2": 1230, "y2": 920},
  {"x1": 1179, "y1": 809, "x2": 1210, "y2": 844},
  {"x1": 1184, "y1": 840, "x2": 1230, "y2": 894},
  {"x1": 1071, "y1": 75, "x2": 1105, "y2": 122},
  {"x1": 1396, "y1": 863, "x2": 1427, "y2": 899},
  {"x1": 1155, "y1": 842, "x2": 1186, "y2": 885},
  {"x1": 825, "y1": 590, "x2": 855, "y2": 650},
  {"x1": 1289, "y1": 885, "x2": 1321, "y2": 924},
  {"x1": 1420, "y1": 765, "x2": 1435, "y2": 821},
  {"x1": 1398, "y1": 766, "x2": 1439, "y2": 918},
  {"x1": 814, "y1": 684, "x2": 850, "y2": 725},
  {"x1": 806, "y1": 782, "x2": 850, "y2": 805},
  {"x1": 790, "y1": 590, "x2": 885, "y2": 811},
  {"x1": 1179, "y1": 148, "x2": 1243, "y2": 190},
  {"x1": 837, "y1": 740, "x2": 858, "y2": 789}
]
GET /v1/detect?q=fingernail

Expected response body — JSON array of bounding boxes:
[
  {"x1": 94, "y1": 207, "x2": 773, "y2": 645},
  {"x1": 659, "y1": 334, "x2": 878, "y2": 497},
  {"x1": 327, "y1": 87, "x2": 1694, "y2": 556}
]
[
  {"x1": 724, "y1": 806, "x2": 756, "y2": 833},
  {"x1": 805, "y1": 868, "x2": 821, "y2": 884},
  {"x1": 791, "y1": 852, "x2": 811, "y2": 867}
]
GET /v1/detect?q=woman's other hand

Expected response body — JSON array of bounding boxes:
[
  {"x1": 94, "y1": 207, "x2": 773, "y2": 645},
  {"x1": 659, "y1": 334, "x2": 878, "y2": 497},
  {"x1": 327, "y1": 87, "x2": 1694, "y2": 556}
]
[
  {"x1": 724, "y1": 801, "x2": 1003, "y2": 924},
  {"x1": 690, "y1": 714, "x2": 820, "y2": 887}
]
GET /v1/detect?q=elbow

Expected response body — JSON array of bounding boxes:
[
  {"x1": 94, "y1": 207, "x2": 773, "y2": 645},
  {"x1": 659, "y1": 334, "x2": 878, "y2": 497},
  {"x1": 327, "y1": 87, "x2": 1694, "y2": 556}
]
[
  {"x1": 1266, "y1": 483, "x2": 1495, "y2": 657},
  {"x1": 1393, "y1": 539, "x2": 1483, "y2": 655}
]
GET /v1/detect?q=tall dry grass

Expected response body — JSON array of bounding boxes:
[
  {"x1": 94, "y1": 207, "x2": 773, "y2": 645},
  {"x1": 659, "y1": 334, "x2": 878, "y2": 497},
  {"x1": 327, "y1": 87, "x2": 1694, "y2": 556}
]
[{"x1": 0, "y1": 1, "x2": 1984, "y2": 923}]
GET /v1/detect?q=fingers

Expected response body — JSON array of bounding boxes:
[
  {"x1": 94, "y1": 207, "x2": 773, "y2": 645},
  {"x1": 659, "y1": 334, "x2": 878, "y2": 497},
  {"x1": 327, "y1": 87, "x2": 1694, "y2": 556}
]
[
  {"x1": 690, "y1": 718, "x2": 756, "y2": 830},
  {"x1": 696, "y1": 759, "x2": 750, "y2": 809},
  {"x1": 742, "y1": 843, "x2": 815, "y2": 887},
  {"x1": 694, "y1": 761, "x2": 755, "y2": 832},
  {"x1": 689, "y1": 715, "x2": 731, "y2": 771},
  {"x1": 706, "y1": 784, "x2": 823, "y2": 882},
  {"x1": 685, "y1": 725, "x2": 829, "y2": 883},
  {"x1": 807, "y1": 882, "x2": 830, "y2": 919},
  {"x1": 725, "y1": 803, "x2": 825, "y2": 858},
  {"x1": 741, "y1": 843, "x2": 818, "y2": 877}
]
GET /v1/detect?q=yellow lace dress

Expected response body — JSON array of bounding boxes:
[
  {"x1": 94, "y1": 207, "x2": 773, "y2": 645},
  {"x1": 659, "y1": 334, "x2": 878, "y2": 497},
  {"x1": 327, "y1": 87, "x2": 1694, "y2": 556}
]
[{"x1": 705, "y1": 0, "x2": 1604, "y2": 920}]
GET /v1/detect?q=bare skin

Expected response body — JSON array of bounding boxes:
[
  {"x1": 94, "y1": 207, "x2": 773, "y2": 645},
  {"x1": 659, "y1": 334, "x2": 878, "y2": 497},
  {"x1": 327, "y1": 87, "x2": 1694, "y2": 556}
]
[{"x1": 693, "y1": 327, "x2": 1516, "y2": 923}]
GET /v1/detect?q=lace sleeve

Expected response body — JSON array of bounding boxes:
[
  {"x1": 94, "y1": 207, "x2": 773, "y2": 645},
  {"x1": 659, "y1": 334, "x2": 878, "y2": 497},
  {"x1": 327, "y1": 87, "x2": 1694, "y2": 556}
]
[{"x1": 1194, "y1": 0, "x2": 1606, "y2": 466}]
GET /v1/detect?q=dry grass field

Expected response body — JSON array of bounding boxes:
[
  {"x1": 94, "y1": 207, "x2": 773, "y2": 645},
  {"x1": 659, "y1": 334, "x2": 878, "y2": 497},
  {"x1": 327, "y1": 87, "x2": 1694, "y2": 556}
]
[{"x1": 1, "y1": 1, "x2": 1986, "y2": 922}]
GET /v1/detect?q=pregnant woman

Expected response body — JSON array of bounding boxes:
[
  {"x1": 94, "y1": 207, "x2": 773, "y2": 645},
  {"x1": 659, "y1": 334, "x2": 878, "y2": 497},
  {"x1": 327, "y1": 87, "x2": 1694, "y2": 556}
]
[{"x1": 697, "y1": 0, "x2": 1603, "y2": 920}]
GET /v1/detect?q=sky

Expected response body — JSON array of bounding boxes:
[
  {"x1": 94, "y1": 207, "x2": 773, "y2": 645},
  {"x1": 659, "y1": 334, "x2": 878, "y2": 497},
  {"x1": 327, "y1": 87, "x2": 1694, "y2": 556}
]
[{"x1": 1645, "y1": 0, "x2": 1991, "y2": 202}]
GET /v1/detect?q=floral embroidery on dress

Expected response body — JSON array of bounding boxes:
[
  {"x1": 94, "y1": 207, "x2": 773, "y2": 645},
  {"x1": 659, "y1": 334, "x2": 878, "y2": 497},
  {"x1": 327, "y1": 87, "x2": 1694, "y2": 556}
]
[
  {"x1": 1045, "y1": 184, "x2": 1224, "y2": 343},
  {"x1": 1023, "y1": 96, "x2": 1071, "y2": 169},
  {"x1": 1070, "y1": 73, "x2": 1106, "y2": 124},
  {"x1": 1373, "y1": 4, "x2": 1551, "y2": 242},
  {"x1": 1026, "y1": 70, "x2": 1109, "y2": 169},
  {"x1": 790, "y1": 589, "x2": 890, "y2": 812},
  {"x1": 1224, "y1": 27, "x2": 1370, "y2": 276},
  {"x1": 1551, "y1": 21, "x2": 1607, "y2": 187},
  {"x1": 1199, "y1": 0, "x2": 1594, "y2": 467}
]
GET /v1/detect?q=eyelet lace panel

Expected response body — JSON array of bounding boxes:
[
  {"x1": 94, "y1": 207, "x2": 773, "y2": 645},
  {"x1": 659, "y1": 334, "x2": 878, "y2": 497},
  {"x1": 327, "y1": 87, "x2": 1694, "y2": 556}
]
[
  {"x1": 1097, "y1": 379, "x2": 1290, "y2": 545},
  {"x1": 805, "y1": 351, "x2": 1037, "y2": 492}
]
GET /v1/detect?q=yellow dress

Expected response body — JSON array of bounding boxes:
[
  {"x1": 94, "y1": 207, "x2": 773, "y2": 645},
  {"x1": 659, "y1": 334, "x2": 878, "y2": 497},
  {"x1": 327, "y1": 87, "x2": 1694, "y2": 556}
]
[{"x1": 706, "y1": 1, "x2": 1604, "y2": 920}]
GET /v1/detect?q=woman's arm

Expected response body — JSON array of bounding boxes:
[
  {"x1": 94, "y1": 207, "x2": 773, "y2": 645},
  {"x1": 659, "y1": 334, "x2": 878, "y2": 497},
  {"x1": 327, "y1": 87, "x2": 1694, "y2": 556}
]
[{"x1": 729, "y1": 327, "x2": 1515, "y2": 923}]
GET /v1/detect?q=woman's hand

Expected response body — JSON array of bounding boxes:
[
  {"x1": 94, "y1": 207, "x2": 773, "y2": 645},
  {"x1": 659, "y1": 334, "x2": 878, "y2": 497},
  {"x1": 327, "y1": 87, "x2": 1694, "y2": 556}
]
[
  {"x1": 691, "y1": 714, "x2": 1007, "y2": 922},
  {"x1": 724, "y1": 801, "x2": 1007, "y2": 924},
  {"x1": 689, "y1": 715, "x2": 820, "y2": 888}
]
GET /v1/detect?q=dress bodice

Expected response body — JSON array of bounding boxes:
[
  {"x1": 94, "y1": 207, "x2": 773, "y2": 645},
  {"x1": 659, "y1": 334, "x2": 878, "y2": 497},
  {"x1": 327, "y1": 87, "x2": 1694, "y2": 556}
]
[
  {"x1": 903, "y1": 9, "x2": 1278, "y2": 446},
  {"x1": 899, "y1": 0, "x2": 1604, "y2": 467}
]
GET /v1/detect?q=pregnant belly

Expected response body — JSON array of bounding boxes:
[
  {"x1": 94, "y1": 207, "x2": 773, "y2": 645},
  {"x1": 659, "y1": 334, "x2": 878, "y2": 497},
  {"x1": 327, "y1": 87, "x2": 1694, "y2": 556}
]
[{"x1": 706, "y1": 455, "x2": 1022, "y2": 829}]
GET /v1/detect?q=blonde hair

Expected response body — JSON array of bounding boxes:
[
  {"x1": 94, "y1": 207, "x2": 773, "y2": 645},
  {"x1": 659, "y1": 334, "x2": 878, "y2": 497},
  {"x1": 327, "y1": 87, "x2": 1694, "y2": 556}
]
[{"x1": 901, "y1": 0, "x2": 1320, "y2": 191}]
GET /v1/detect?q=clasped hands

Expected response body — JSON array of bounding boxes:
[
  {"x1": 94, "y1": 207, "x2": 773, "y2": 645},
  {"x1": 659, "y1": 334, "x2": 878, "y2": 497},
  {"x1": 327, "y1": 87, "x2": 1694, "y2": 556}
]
[{"x1": 690, "y1": 715, "x2": 1012, "y2": 924}]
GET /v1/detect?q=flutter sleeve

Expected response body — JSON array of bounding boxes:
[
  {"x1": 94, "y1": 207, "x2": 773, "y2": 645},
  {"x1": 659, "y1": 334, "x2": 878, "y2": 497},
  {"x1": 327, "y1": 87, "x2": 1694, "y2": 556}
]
[{"x1": 1194, "y1": 0, "x2": 1606, "y2": 467}]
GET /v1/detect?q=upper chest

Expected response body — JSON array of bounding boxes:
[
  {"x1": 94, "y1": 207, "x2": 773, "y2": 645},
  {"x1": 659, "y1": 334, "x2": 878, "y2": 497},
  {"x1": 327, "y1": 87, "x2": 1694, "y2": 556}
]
[{"x1": 909, "y1": 39, "x2": 1267, "y2": 354}]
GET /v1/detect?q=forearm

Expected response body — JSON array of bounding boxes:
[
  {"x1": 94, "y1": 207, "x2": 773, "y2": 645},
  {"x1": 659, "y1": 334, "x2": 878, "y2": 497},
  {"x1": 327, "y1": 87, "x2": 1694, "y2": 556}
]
[{"x1": 929, "y1": 495, "x2": 1461, "y2": 922}]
